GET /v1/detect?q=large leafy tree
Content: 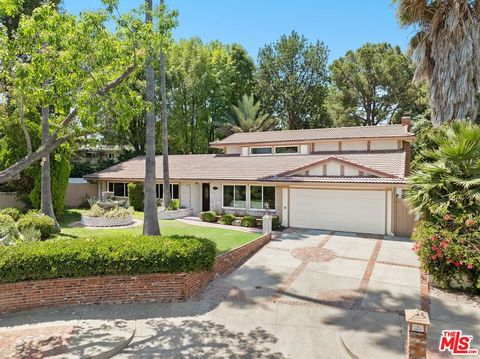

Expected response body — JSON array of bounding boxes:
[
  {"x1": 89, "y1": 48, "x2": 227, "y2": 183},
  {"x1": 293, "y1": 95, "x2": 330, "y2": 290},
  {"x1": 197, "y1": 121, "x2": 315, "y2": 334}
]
[
  {"x1": 406, "y1": 122, "x2": 480, "y2": 219},
  {"x1": 218, "y1": 94, "x2": 277, "y2": 136},
  {"x1": 327, "y1": 43, "x2": 427, "y2": 126},
  {"x1": 395, "y1": 0, "x2": 480, "y2": 126},
  {"x1": 256, "y1": 31, "x2": 330, "y2": 130}
]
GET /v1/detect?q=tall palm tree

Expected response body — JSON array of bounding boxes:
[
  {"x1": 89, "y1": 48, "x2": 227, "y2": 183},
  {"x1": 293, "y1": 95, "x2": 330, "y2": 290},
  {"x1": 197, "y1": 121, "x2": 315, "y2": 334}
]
[
  {"x1": 219, "y1": 94, "x2": 277, "y2": 135},
  {"x1": 160, "y1": 0, "x2": 170, "y2": 208},
  {"x1": 396, "y1": 0, "x2": 480, "y2": 126},
  {"x1": 143, "y1": 0, "x2": 160, "y2": 235}
]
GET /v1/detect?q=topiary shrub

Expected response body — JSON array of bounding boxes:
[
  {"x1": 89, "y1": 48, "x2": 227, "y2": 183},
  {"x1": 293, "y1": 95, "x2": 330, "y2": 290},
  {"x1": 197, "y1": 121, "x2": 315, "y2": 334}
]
[
  {"x1": 412, "y1": 213, "x2": 479, "y2": 292},
  {"x1": 0, "y1": 214, "x2": 14, "y2": 226},
  {"x1": 201, "y1": 211, "x2": 217, "y2": 223},
  {"x1": 17, "y1": 213, "x2": 57, "y2": 240},
  {"x1": 220, "y1": 213, "x2": 236, "y2": 225},
  {"x1": 0, "y1": 235, "x2": 217, "y2": 284},
  {"x1": 128, "y1": 183, "x2": 144, "y2": 211},
  {"x1": 168, "y1": 199, "x2": 180, "y2": 211},
  {"x1": 240, "y1": 215, "x2": 256, "y2": 227},
  {"x1": 0, "y1": 208, "x2": 21, "y2": 221}
]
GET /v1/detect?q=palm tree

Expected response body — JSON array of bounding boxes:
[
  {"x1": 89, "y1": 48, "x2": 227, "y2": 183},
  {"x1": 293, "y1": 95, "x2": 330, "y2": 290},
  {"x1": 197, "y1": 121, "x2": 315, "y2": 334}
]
[
  {"x1": 143, "y1": 0, "x2": 160, "y2": 235},
  {"x1": 395, "y1": 0, "x2": 480, "y2": 126},
  {"x1": 219, "y1": 94, "x2": 277, "y2": 136},
  {"x1": 406, "y1": 121, "x2": 480, "y2": 219},
  {"x1": 160, "y1": 0, "x2": 171, "y2": 208}
]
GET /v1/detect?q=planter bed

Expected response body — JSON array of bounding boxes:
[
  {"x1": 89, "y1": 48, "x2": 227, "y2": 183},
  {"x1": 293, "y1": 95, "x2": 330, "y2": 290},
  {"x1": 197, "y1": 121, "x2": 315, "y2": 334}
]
[
  {"x1": 158, "y1": 207, "x2": 193, "y2": 220},
  {"x1": 81, "y1": 215, "x2": 134, "y2": 227}
]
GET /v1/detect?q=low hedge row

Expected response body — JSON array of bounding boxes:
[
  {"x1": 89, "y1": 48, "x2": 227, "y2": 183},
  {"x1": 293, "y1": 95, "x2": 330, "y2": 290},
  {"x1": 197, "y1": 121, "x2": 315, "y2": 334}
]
[{"x1": 0, "y1": 235, "x2": 217, "y2": 284}]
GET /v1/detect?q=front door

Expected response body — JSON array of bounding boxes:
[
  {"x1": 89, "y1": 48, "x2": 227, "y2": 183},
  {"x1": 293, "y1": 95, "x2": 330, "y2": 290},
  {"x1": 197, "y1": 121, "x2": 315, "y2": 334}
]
[{"x1": 202, "y1": 183, "x2": 210, "y2": 211}]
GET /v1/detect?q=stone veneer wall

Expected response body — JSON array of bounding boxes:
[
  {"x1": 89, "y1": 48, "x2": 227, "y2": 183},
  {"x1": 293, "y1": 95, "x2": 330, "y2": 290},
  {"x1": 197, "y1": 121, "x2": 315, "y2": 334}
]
[
  {"x1": 0, "y1": 233, "x2": 271, "y2": 315},
  {"x1": 209, "y1": 182, "x2": 223, "y2": 212},
  {"x1": 180, "y1": 183, "x2": 191, "y2": 208}
]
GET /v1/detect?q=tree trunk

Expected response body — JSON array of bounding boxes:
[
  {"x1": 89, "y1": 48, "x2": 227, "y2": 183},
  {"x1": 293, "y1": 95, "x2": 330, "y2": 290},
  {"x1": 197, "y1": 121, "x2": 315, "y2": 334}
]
[
  {"x1": 40, "y1": 106, "x2": 60, "y2": 231},
  {"x1": 143, "y1": 0, "x2": 160, "y2": 235},
  {"x1": 160, "y1": 0, "x2": 171, "y2": 208}
]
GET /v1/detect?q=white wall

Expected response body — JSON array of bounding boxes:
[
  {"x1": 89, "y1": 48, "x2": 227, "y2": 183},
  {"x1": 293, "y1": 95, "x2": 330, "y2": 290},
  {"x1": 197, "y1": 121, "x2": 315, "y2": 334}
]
[
  {"x1": 65, "y1": 183, "x2": 97, "y2": 207},
  {"x1": 344, "y1": 167, "x2": 359, "y2": 176},
  {"x1": 342, "y1": 140, "x2": 368, "y2": 151},
  {"x1": 326, "y1": 162, "x2": 342, "y2": 176},
  {"x1": 314, "y1": 141, "x2": 338, "y2": 152},
  {"x1": 300, "y1": 144, "x2": 309, "y2": 154},
  {"x1": 370, "y1": 139, "x2": 398, "y2": 150},
  {"x1": 309, "y1": 165, "x2": 324, "y2": 176},
  {"x1": 191, "y1": 183, "x2": 202, "y2": 213},
  {"x1": 225, "y1": 145, "x2": 241, "y2": 155}
]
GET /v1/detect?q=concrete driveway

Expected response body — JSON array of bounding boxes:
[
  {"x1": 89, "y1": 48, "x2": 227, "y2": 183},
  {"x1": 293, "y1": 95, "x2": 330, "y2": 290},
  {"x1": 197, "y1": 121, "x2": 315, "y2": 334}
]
[{"x1": 2, "y1": 229, "x2": 479, "y2": 358}]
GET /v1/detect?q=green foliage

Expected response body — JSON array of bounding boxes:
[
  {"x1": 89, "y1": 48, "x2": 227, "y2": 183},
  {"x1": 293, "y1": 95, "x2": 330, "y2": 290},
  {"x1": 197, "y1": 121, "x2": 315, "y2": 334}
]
[
  {"x1": 0, "y1": 208, "x2": 21, "y2": 221},
  {"x1": 29, "y1": 149, "x2": 71, "y2": 215},
  {"x1": 240, "y1": 215, "x2": 256, "y2": 227},
  {"x1": 0, "y1": 235, "x2": 217, "y2": 284},
  {"x1": 84, "y1": 204, "x2": 133, "y2": 219},
  {"x1": 412, "y1": 214, "x2": 479, "y2": 291},
  {"x1": 220, "y1": 213, "x2": 236, "y2": 225},
  {"x1": 406, "y1": 122, "x2": 480, "y2": 219},
  {"x1": 272, "y1": 216, "x2": 280, "y2": 230},
  {"x1": 328, "y1": 43, "x2": 427, "y2": 126},
  {"x1": 0, "y1": 223, "x2": 20, "y2": 245},
  {"x1": 17, "y1": 213, "x2": 57, "y2": 239},
  {"x1": 167, "y1": 199, "x2": 180, "y2": 211},
  {"x1": 201, "y1": 211, "x2": 217, "y2": 223},
  {"x1": 256, "y1": 31, "x2": 330, "y2": 130},
  {"x1": 128, "y1": 183, "x2": 144, "y2": 211},
  {"x1": 20, "y1": 227, "x2": 41, "y2": 243},
  {"x1": 0, "y1": 214, "x2": 14, "y2": 226},
  {"x1": 218, "y1": 94, "x2": 277, "y2": 136}
]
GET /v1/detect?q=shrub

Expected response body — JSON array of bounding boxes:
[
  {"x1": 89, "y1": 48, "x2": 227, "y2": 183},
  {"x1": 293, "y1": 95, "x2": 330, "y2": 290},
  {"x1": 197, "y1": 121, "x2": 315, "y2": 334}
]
[
  {"x1": 128, "y1": 183, "x2": 144, "y2": 211},
  {"x1": 0, "y1": 235, "x2": 217, "y2": 284},
  {"x1": 0, "y1": 214, "x2": 14, "y2": 226},
  {"x1": 168, "y1": 199, "x2": 180, "y2": 211},
  {"x1": 412, "y1": 213, "x2": 479, "y2": 291},
  {"x1": 0, "y1": 223, "x2": 20, "y2": 246},
  {"x1": 201, "y1": 211, "x2": 217, "y2": 223},
  {"x1": 17, "y1": 213, "x2": 57, "y2": 240},
  {"x1": 272, "y1": 216, "x2": 280, "y2": 230},
  {"x1": 0, "y1": 208, "x2": 21, "y2": 221},
  {"x1": 241, "y1": 215, "x2": 256, "y2": 227},
  {"x1": 220, "y1": 213, "x2": 236, "y2": 225},
  {"x1": 84, "y1": 204, "x2": 133, "y2": 219},
  {"x1": 20, "y1": 227, "x2": 41, "y2": 243}
]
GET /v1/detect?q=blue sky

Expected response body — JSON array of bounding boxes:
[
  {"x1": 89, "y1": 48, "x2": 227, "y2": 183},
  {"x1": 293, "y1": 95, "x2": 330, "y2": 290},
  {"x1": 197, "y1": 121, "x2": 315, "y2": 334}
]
[{"x1": 64, "y1": 0, "x2": 414, "y2": 62}]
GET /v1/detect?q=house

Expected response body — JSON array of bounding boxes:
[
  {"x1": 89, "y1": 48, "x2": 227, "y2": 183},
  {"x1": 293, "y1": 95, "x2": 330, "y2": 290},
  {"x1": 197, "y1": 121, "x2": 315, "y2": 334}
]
[
  {"x1": 74, "y1": 145, "x2": 131, "y2": 165},
  {"x1": 84, "y1": 118, "x2": 415, "y2": 236}
]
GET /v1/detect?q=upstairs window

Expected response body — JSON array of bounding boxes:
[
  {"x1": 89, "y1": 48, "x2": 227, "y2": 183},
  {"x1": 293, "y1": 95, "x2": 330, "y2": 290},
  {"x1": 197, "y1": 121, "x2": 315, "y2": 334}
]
[
  {"x1": 250, "y1": 147, "x2": 272, "y2": 155},
  {"x1": 275, "y1": 146, "x2": 298, "y2": 154}
]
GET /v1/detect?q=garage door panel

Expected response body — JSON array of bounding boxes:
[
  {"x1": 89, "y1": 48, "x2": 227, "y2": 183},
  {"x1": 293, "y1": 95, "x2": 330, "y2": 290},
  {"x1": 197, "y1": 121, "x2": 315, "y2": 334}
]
[{"x1": 290, "y1": 189, "x2": 386, "y2": 234}]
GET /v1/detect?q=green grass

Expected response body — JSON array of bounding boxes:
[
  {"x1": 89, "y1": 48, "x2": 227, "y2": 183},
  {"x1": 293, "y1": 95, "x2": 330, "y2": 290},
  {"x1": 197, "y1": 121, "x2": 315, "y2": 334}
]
[{"x1": 57, "y1": 209, "x2": 258, "y2": 254}]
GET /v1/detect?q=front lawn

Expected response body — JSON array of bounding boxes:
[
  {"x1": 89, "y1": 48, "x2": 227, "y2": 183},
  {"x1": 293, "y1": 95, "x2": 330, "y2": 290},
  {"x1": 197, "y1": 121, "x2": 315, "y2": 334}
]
[{"x1": 57, "y1": 209, "x2": 259, "y2": 254}]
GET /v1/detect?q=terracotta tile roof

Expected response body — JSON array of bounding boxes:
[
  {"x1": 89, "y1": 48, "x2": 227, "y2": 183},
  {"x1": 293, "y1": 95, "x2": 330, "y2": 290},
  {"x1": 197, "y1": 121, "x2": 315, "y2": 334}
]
[
  {"x1": 84, "y1": 150, "x2": 407, "y2": 183},
  {"x1": 265, "y1": 176, "x2": 407, "y2": 184},
  {"x1": 210, "y1": 125, "x2": 414, "y2": 146}
]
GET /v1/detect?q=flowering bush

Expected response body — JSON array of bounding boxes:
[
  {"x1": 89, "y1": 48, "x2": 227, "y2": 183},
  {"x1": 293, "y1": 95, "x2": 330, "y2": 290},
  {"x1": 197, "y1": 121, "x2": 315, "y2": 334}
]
[{"x1": 412, "y1": 213, "x2": 479, "y2": 291}]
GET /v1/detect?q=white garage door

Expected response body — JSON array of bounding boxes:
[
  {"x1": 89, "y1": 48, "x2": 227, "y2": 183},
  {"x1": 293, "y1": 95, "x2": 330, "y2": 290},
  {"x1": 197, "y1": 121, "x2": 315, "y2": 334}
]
[{"x1": 290, "y1": 188, "x2": 386, "y2": 235}]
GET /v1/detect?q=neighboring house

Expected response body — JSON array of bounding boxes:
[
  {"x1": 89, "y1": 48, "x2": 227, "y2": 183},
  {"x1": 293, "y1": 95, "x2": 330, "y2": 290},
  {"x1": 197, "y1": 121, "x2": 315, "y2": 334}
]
[
  {"x1": 74, "y1": 145, "x2": 130, "y2": 165},
  {"x1": 84, "y1": 118, "x2": 415, "y2": 236}
]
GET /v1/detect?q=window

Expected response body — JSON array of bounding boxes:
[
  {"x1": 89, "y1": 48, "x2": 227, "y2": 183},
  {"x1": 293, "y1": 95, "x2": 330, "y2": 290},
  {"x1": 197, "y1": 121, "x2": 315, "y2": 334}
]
[
  {"x1": 275, "y1": 146, "x2": 298, "y2": 154},
  {"x1": 223, "y1": 185, "x2": 246, "y2": 208},
  {"x1": 108, "y1": 153, "x2": 115, "y2": 159},
  {"x1": 250, "y1": 147, "x2": 272, "y2": 155},
  {"x1": 108, "y1": 182, "x2": 129, "y2": 197},
  {"x1": 156, "y1": 183, "x2": 179, "y2": 199},
  {"x1": 250, "y1": 186, "x2": 275, "y2": 210}
]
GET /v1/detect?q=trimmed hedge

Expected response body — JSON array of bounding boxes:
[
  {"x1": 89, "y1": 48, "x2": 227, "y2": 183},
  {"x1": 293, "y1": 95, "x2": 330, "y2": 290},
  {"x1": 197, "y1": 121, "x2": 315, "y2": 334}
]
[
  {"x1": 128, "y1": 183, "x2": 144, "y2": 212},
  {"x1": 220, "y1": 213, "x2": 236, "y2": 225},
  {"x1": 0, "y1": 208, "x2": 21, "y2": 221},
  {"x1": 0, "y1": 235, "x2": 217, "y2": 284},
  {"x1": 201, "y1": 211, "x2": 217, "y2": 223},
  {"x1": 241, "y1": 215, "x2": 256, "y2": 227},
  {"x1": 16, "y1": 213, "x2": 57, "y2": 240}
]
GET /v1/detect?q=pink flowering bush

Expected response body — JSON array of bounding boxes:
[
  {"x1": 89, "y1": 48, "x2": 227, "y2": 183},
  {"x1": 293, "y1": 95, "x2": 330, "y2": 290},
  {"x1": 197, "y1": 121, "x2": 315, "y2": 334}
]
[{"x1": 412, "y1": 214, "x2": 479, "y2": 291}]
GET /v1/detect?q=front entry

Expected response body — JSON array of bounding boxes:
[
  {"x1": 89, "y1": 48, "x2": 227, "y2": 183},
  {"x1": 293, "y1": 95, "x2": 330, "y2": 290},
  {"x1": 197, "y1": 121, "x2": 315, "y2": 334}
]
[{"x1": 202, "y1": 183, "x2": 210, "y2": 211}]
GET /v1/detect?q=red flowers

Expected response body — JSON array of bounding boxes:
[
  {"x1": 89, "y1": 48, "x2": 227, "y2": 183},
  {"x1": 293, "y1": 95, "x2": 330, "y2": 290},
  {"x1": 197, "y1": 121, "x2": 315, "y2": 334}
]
[
  {"x1": 444, "y1": 213, "x2": 453, "y2": 221},
  {"x1": 431, "y1": 235, "x2": 439, "y2": 241},
  {"x1": 465, "y1": 219, "x2": 476, "y2": 227},
  {"x1": 467, "y1": 264, "x2": 474, "y2": 270}
]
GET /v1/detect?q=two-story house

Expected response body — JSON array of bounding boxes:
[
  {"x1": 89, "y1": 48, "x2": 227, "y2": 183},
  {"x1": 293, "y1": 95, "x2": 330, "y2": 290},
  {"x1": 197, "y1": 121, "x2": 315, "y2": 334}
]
[{"x1": 84, "y1": 118, "x2": 415, "y2": 236}]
